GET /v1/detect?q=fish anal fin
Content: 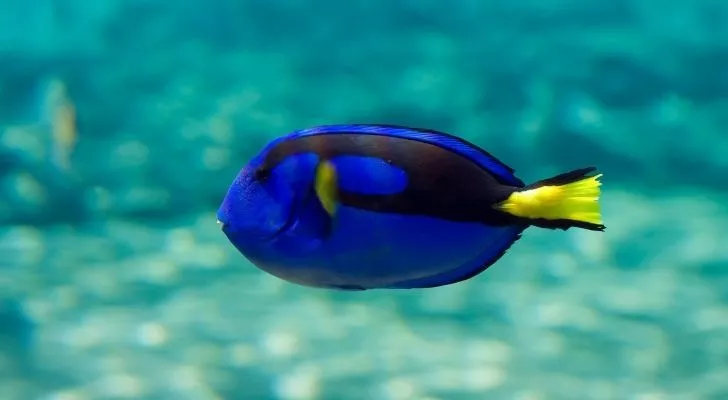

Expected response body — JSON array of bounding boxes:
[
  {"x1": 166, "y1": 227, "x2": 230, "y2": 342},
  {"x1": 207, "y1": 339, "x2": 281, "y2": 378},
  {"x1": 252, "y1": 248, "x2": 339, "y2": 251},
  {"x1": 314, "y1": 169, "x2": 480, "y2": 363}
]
[
  {"x1": 330, "y1": 284, "x2": 367, "y2": 291},
  {"x1": 386, "y1": 225, "x2": 526, "y2": 289}
]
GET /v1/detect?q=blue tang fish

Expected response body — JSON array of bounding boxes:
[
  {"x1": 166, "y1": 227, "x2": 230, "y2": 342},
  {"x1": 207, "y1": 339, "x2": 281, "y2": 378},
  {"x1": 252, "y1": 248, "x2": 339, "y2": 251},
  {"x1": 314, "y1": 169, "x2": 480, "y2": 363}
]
[{"x1": 217, "y1": 124, "x2": 605, "y2": 290}]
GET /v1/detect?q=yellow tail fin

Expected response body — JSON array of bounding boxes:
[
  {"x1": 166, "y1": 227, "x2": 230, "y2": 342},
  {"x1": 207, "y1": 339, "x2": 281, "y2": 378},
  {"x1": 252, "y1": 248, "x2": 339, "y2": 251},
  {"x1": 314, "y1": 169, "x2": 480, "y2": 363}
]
[{"x1": 494, "y1": 167, "x2": 605, "y2": 231}]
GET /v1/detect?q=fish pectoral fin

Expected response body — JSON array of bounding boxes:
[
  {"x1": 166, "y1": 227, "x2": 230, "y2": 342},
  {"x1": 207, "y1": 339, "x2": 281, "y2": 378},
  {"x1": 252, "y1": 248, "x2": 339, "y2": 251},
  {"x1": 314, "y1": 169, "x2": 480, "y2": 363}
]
[{"x1": 315, "y1": 160, "x2": 339, "y2": 216}]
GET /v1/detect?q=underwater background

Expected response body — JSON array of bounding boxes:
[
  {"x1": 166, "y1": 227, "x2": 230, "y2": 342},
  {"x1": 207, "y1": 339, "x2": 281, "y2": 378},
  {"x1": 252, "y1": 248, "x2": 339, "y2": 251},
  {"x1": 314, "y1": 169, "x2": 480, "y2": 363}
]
[{"x1": 1, "y1": 1, "x2": 728, "y2": 399}]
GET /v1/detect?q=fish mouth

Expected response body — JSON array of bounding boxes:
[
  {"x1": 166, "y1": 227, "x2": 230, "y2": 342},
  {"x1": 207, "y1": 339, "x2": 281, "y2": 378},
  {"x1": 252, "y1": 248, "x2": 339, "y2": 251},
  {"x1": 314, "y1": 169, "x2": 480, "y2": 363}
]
[
  {"x1": 216, "y1": 218, "x2": 229, "y2": 234},
  {"x1": 218, "y1": 220, "x2": 231, "y2": 237}
]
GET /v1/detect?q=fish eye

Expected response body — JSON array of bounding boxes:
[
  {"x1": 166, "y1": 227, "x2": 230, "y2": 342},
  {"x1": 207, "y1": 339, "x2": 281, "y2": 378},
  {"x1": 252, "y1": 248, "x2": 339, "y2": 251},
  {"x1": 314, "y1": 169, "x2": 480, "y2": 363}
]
[{"x1": 254, "y1": 166, "x2": 271, "y2": 181}]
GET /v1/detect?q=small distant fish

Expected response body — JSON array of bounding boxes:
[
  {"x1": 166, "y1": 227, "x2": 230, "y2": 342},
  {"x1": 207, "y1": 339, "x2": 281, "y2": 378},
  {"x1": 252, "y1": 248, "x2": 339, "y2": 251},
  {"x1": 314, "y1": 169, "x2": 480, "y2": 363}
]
[
  {"x1": 39, "y1": 78, "x2": 77, "y2": 172},
  {"x1": 217, "y1": 124, "x2": 605, "y2": 291}
]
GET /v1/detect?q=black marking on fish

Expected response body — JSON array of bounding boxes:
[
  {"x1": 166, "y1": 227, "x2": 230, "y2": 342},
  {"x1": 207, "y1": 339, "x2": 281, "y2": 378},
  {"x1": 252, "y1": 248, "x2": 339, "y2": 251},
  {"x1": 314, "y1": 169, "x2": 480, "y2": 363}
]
[{"x1": 260, "y1": 132, "x2": 522, "y2": 226}]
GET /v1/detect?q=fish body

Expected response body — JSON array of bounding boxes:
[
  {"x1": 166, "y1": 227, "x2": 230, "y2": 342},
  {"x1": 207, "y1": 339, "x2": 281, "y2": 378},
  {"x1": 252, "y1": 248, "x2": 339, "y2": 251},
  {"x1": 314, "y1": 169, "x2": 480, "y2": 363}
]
[{"x1": 217, "y1": 124, "x2": 604, "y2": 290}]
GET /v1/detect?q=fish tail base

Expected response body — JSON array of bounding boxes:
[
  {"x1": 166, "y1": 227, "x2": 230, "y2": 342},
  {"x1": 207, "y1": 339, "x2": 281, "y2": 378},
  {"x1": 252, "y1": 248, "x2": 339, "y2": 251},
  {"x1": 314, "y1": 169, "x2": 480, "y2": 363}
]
[{"x1": 494, "y1": 167, "x2": 605, "y2": 231}]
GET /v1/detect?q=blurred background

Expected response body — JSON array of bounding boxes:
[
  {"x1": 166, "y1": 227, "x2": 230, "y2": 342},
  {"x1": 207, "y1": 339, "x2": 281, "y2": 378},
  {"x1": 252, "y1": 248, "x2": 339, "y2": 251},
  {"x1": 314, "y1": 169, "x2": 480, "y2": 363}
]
[{"x1": 1, "y1": 0, "x2": 727, "y2": 399}]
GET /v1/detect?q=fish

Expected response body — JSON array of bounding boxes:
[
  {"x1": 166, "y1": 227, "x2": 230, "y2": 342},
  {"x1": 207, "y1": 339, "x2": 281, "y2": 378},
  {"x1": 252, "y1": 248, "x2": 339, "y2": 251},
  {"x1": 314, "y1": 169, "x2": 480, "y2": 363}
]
[
  {"x1": 30, "y1": 77, "x2": 77, "y2": 172},
  {"x1": 217, "y1": 124, "x2": 605, "y2": 291},
  {"x1": 42, "y1": 78, "x2": 77, "y2": 172},
  {"x1": 0, "y1": 77, "x2": 77, "y2": 173}
]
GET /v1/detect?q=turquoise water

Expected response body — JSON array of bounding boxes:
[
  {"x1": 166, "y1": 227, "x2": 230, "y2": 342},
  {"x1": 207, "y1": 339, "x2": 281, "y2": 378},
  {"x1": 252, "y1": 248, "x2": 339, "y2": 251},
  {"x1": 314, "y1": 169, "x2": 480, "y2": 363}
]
[{"x1": 1, "y1": 1, "x2": 728, "y2": 399}]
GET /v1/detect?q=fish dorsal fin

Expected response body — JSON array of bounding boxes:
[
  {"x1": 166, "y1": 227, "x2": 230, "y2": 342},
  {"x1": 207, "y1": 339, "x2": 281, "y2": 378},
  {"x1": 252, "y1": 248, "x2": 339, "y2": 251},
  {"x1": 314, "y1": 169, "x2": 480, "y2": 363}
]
[{"x1": 288, "y1": 124, "x2": 525, "y2": 187}]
